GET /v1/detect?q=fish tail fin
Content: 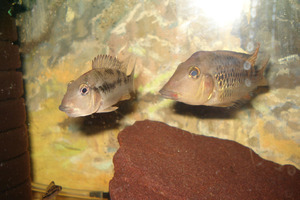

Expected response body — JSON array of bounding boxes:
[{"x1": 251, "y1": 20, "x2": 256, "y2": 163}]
[
  {"x1": 257, "y1": 55, "x2": 270, "y2": 86},
  {"x1": 248, "y1": 43, "x2": 260, "y2": 67}
]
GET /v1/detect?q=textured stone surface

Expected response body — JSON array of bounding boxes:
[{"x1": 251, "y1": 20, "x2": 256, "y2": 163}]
[
  {"x1": 17, "y1": 0, "x2": 299, "y2": 191},
  {"x1": 0, "y1": 98, "x2": 26, "y2": 132},
  {"x1": 0, "y1": 41, "x2": 20, "y2": 70},
  {"x1": 0, "y1": 178, "x2": 32, "y2": 200},
  {"x1": 0, "y1": 125, "x2": 28, "y2": 161},
  {"x1": 0, "y1": 152, "x2": 31, "y2": 192},
  {"x1": 0, "y1": 4, "x2": 31, "y2": 200},
  {"x1": 0, "y1": 71, "x2": 24, "y2": 100},
  {"x1": 0, "y1": 11, "x2": 18, "y2": 41},
  {"x1": 110, "y1": 120, "x2": 300, "y2": 200}
]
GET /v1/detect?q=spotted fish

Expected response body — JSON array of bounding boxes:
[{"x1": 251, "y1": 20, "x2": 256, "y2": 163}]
[
  {"x1": 159, "y1": 44, "x2": 269, "y2": 107},
  {"x1": 59, "y1": 55, "x2": 134, "y2": 117}
]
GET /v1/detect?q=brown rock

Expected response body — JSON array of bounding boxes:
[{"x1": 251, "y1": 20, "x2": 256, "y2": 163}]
[
  {"x1": 0, "y1": 178, "x2": 32, "y2": 200},
  {"x1": 0, "y1": 125, "x2": 28, "y2": 161},
  {"x1": 0, "y1": 12, "x2": 18, "y2": 41},
  {"x1": 110, "y1": 120, "x2": 300, "y2": 200},
  {"x1": 0, "y1": 71, "x2": 24, "y2": 100},
  {"x1": 0, "y1": 98, "x2": 26, "y2": 132},
  {"x1": 0, "y1": 41, "x2": 20, "y2": 70},
  {"x1": 0, "y1": 152, "x2": 31, "y2": 192}
]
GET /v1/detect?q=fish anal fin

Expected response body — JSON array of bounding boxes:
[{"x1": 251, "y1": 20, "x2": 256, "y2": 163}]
[
  {"x1": 216, "y1": 95, "x2": 251, "y2": 108},
  {"x1": 214, "y1": 102, "x2": 236, "y2": 107},
  {"x1": 226, "y1": 100, "x2": 248, "y2": 109},
  {"x1": 97, "y1": 106, "x2": 119, "y2": 113},
  {"x1": 231, "y1": 94, "x2": 253, "y2": 108},
  {"x1": 247, "y1": 43, "x2": 260, "y2": 67}
]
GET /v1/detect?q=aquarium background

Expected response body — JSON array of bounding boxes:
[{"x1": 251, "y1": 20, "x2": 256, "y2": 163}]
[{"x1": 17, "y1": 0, "x2": 299, "y2": 192}]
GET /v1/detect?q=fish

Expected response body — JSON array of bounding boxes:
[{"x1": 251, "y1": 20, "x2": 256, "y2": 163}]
[
  {"x1": 42, "y1": 181, "x2": 62, "y2": 200},
  {"x1": 159, "y1": 44, "x2": 269, "y2": 107},
  {"x1": 59, "y1": 55, "x2": 134, "y2": 117}
]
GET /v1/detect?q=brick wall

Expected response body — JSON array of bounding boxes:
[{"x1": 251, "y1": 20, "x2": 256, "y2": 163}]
[{"x1": 0, "y1": 1, "x2": 32, "y2": 199}]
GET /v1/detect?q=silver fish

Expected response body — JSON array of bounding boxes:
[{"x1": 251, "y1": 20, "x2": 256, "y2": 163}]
[
  {"x1": 159, "y1": 44, "x2": 269, "y2": 107},
  {"x1": 59, "y1": 55, "x2": 134, "y2": 117}
]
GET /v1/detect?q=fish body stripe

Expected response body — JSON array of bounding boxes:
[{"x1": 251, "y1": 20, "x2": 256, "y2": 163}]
[
  {"x1": 87, "y1": 68, "x2": 131, "y2": 94},
  {"x1": 98, "y1": 82, "x2": 116, "y2": 93},
  {"x1": 96, "y1": 74, "x2": 131, "y2": 94},
  {"x1": 117, "y1": 77, "x2": 122, "y2": 85},
  {"x1": 104, "y1": 68, "x2": 114, "y2": 75}
]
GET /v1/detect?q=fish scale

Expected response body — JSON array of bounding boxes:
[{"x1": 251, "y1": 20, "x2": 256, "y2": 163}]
[{"x1": 215, "y1": 62, "x2": 253, "y2": 101}]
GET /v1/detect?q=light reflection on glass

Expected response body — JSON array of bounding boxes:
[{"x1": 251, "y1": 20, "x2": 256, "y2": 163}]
[{"x1": 186, "y1": 0, "x2": 250, "y2": 26}]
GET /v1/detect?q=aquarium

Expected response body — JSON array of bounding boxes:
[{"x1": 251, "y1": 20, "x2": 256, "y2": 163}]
[{"x1": 2, "y1": 0, "x2": 299, "y2": 199}]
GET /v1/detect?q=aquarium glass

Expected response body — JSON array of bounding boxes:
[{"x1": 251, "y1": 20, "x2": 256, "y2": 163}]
[{"x1": 17, "y1": 0, "x2": 300, "y2": 192}]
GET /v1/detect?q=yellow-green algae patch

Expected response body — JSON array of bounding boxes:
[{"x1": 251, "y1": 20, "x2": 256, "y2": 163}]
[
  {"x1": 258, "y1": 119, "x2": 300, "y2": 165},
  {"x1": 138, "y1": 71, "x2": 174, "y2": 94},
  {"x1": 29, "y1": 96, "x2": 116, "y2": 191}
]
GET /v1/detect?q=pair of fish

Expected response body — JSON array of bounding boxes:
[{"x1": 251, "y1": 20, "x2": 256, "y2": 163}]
[{"x1": 59, "y1": 44, "x2": 268, "y2": 117}]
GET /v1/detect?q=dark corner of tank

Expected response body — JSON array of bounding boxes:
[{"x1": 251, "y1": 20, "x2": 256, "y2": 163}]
[{"x1": 1, "y1": 0, "x2": 299, "y2": 200}]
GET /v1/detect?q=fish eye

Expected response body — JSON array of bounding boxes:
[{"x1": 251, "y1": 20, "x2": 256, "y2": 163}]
[
  {"x1": 79, "y1": 84, "x2": 89, "y2": 96},
  {"x1": 189, "y1": 66, "x2": 200, "y2": 79},
  {"x1": 68, "y1": 80, "x2": 74, "y2": 86}
]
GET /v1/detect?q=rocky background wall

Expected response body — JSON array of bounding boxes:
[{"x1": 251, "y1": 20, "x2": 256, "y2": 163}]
[{"x1": 17, "y1": 0, "x2": 299, "y2": 192}]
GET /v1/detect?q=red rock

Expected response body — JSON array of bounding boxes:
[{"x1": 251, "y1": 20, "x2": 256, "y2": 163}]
[{"x1": 110, "y1": 120, "x2": 300, "y2": 200}]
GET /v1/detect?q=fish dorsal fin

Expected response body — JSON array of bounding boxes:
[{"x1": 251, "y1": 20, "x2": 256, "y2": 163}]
[
  {"x1": 92, "y1": 54, "x2": 126, "y2": 73},
  {"x1": 247, "y1": 43, "x2": 260, "y2": 67},
  {"x1": 256, "y1": 55, "x2": 270, "y2": 86}
]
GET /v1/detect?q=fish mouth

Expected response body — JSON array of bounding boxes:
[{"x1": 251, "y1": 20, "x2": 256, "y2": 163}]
[
  {"x1": 59, "y1": 105, "x2": 73, "y2": 112},
  {"x1": 59, "y1": 105, "x2": 78, "y2": 117},
  {"x1": 159, "y1": 89, "x2": 179, "y2": 100}
]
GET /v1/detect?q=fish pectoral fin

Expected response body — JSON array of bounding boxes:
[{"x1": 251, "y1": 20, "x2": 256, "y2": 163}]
[
  {"x1": 242, "y1": 93, "x2": 252, "y2": 101},
  {"x1": 215, "y1": 102, "x2": 235, "y2": 107},
  {"x1": 120, "y1": 94, "x2": 131, "y2": 101},
  {"x1": 96, "y1": 106, "x2": 119, "y2": 113}
]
